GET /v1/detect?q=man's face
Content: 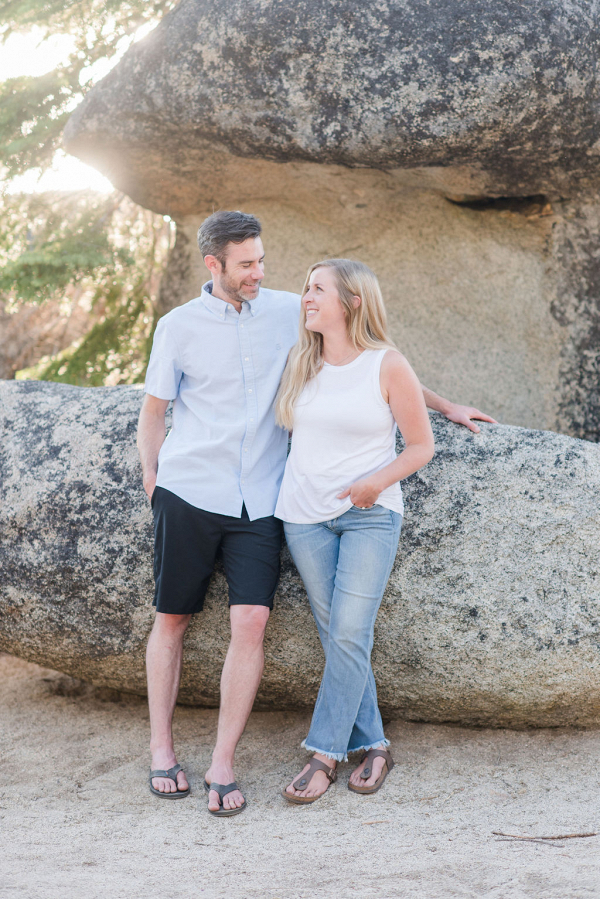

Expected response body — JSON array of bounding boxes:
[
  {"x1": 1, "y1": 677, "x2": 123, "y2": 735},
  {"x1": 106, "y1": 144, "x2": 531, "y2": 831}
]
[{"x1": 215, "y1": 237, "x2": 265, "y2": 304}]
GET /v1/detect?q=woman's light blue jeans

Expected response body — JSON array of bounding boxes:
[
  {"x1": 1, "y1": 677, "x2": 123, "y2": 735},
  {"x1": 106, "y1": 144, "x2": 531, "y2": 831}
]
[{"x1": 284, "y1": 504, "x2": 402, "y2": 762}]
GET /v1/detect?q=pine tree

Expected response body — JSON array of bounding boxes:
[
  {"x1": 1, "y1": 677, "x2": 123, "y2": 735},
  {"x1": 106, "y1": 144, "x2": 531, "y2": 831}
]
[{"x1": 0, "y1": 1, "x2": 175, "y2": 385}]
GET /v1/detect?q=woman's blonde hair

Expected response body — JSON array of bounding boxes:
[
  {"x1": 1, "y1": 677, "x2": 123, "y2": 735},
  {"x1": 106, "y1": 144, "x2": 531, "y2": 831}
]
[{"x1": 275, "y1": 258, "x2": 396, "y2": 430}]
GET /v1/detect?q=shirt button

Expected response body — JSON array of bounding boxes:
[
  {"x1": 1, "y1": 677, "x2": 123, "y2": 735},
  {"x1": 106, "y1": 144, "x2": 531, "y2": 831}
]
[
  {"x1": 248, "y1": 388, "x2": 253, "y2": 393},
  {"x1": 244, "y1": 448, "x2": 248, "y2": 452},
  {"x1": 249, "y1": 418, "x2": 254, "y2": 422},
  {"x1": 245, "y1": 357, "x2": 249, "y2": 361}
]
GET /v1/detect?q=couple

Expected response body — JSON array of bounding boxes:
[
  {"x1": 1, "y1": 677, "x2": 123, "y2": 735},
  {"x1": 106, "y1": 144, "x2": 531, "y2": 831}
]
[{"x1": 137, "y1": 210, "x2": 495, "y2": 816}]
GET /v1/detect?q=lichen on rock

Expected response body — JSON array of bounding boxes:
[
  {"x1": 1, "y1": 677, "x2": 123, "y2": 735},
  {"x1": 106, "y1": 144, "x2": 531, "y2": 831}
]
[
  {"x1": 1, "y1": 379, "x2": 599, "y2": 726},
  {"x1": 64, "y1": 0, "x2": 600, "y2": 212}
]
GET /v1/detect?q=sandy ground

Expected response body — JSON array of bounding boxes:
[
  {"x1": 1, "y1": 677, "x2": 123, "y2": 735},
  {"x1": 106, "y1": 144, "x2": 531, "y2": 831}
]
[{"x1": 1, "y1": 653, "x2": 599, "y2": 899}]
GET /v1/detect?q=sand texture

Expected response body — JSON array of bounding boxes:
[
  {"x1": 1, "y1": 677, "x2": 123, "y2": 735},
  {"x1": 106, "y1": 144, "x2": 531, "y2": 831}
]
[{"x1": 2, "y1": 653, "x2": 600, "y2": 898}]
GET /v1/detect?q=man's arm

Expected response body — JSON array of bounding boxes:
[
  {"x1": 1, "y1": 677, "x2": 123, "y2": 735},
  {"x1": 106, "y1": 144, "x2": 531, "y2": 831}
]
[
  {"x1": 421, "y1": 385, "x2": 497, "y2": 434},
  {"x1": 137, "y1": 394, "x2": 170, "y2": 498}
]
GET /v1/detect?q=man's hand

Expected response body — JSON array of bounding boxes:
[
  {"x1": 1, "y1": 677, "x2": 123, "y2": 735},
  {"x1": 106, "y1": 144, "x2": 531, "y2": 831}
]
[
  {"x1": 143, "y1": 471, "x2": 157, "y2": 500},
  {"x1": 337, "y1": 476, "x2": 383, "y2": 509},
  {"x1": 443, "y1": 403, "x2": 497, "y2": 434}
]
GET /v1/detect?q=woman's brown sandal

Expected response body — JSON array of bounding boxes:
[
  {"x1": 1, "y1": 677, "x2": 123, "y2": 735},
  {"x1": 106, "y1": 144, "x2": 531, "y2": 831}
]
[
  {"x1": 348, "y1": 748, "x2": 395, "y2": 795},
  {"x1": 281, "y1": 757, "x2": 338, "y2": 804}
]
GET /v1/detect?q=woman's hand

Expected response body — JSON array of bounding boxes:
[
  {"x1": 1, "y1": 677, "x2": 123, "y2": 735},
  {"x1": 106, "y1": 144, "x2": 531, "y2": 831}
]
[
  {"x1": 420, "y1": 386, "x2": 497, "y2": 433},
  {"x1": 441, "y1": 402, "x2": 497, "y2": 434},
  {"x1": 337, "y1": 476, "x2": 383, "y2": 509}
]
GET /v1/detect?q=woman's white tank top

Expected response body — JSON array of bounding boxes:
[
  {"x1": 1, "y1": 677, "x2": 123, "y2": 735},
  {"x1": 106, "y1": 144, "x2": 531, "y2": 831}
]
[{"x1": 274, "y1": 348, "x2": 404, "y2": 524}]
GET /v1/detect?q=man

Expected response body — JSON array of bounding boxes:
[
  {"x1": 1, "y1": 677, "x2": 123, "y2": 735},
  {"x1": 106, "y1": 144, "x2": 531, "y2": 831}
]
[{"x1": 137, "y1": 210, "x2": 495, "y2": 816}]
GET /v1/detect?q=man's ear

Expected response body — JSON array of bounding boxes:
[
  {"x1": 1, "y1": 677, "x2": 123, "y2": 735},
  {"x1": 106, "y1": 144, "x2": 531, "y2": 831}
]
[
  {"x1": 352, "y1": 294, "x2": 362, "y2": 309},
  {"x1": 204, "y1": 254, "x2": 221, "y2": 276}
]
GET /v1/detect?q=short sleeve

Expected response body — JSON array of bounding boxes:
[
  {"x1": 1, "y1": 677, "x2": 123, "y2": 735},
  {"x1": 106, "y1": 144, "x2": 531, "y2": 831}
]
[{"x1": 144, "y1": 317, "x2": 182, "y2": 400}]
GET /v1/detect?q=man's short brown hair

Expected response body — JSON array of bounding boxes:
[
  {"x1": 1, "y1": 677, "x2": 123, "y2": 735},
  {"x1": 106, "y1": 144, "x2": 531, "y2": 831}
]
[{"x1": 197, "y1": 211, "x2": 262, "y2": 266}]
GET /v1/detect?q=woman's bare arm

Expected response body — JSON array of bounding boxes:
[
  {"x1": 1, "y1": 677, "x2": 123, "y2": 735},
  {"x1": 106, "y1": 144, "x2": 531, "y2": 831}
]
[{"x1": 421, "y1": 384, "x2": 497, "y2": 433}]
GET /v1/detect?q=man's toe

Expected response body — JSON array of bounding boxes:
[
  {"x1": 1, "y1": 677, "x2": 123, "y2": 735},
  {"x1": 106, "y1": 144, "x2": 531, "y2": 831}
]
[
  {"x1": 177, "y1": 773, "x2": 188, "y2": 792},
  {"x1": 226, "y1": 790, "x2": 244, "y2": 809}
]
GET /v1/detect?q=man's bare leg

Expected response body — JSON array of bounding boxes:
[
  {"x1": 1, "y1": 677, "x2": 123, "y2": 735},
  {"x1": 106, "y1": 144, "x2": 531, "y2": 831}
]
[
  {"x1": 147, "y1": 611, "x2": 192, "y2": 793},
  {"x1": 204, "y1": 604, "x2": 270, "y2": 811}
]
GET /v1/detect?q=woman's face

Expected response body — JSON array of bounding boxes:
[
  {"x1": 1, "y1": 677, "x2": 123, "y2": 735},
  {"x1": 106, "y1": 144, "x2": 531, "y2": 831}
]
[{"x1": 303, "y1": 267, "x2": 348, "y2": 335}]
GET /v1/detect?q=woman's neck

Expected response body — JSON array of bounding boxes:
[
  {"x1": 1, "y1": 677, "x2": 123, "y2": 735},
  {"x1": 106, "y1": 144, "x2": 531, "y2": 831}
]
[{"x1": 321, "y1": 332, "x2": 361, "y2": 366}]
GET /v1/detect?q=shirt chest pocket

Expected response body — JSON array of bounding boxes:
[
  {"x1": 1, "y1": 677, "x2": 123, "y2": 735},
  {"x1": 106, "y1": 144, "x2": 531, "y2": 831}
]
[
  {"x1": 249, "y1": 336, "x2": 289, "y2": 382},
  {"x1": 181, "y1": 346, "x2": 243, "y2": 392}
]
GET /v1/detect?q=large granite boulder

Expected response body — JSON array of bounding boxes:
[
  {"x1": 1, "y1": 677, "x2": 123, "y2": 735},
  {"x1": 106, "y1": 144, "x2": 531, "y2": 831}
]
[
  {"x1": 1, "y1": 379, "x2": 600, "y2": 727},
  {"x1": 62, "y1": 0, "x2": 600, "y2": 443},
  {"x1": 64, "y1": 0, "x2": 600, "y2": 213}
]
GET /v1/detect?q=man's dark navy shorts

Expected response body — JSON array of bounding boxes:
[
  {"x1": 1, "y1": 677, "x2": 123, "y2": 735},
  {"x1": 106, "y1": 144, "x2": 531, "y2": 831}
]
[{"x1": 151, "y1": 486, "x2": 283, "y2": 615}]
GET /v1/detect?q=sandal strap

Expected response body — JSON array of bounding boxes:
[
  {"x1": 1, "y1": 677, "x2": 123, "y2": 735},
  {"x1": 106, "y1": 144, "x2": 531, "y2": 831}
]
[
  {"x1": 359, "y1": 749, "x2": 394, "y2": 780},
  {"x1": 292, "y1": 757, "x2": 337, "y2": 792},
  {"x1": 150, "y1": 763, "x2": 183, "y2": 783},
  {"x1": 206, "y1": 781, "x2": 239, "y2": 801}
]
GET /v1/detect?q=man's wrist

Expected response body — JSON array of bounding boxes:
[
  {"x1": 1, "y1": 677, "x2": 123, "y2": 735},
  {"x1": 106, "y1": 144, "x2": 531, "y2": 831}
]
[{"x1": 142, "y1": 468, "x2": 158, "y2": 486}]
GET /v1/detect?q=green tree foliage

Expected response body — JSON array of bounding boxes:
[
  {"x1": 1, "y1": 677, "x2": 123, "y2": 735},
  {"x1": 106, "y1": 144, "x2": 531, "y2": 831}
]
[
  {"x1": 0, "y1": 0, "x2": 175, "y2": 176},
  {"x1": 0, "y1": 1, "x2": 177, "y2": 385},
  {"x1": 1, "y1": 190, "x2": 171, "y2": 385},
  {"x1": 0, "y1": 191, "x2": 131, "y2": 302}
]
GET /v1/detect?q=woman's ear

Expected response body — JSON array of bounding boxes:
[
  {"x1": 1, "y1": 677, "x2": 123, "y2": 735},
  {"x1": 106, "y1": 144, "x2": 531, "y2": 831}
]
[{"x1": 352, "y1": 295, "x2": 362, "y2": 309}]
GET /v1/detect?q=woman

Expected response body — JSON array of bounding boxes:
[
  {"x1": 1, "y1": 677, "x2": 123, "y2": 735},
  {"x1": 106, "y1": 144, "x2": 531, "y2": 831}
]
[{"x1": 275, "y1": 259, "x2": 434, "y2": 803}]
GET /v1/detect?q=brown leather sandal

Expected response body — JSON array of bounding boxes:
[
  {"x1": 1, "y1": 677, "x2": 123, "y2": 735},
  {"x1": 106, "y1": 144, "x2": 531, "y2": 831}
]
[
  {"x1": 348, "y1": 748, "x2": 395, "y2": 795},
  {"x1": 281, "y1": 757, "x2": 338, "y2": 804}
]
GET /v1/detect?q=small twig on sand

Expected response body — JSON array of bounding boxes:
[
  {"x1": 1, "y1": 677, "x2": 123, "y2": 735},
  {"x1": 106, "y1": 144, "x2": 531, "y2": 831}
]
[
  {"x1": 493, "y1": 831, "x2": 597, "y2": 842},
  {"x1": 362, "y1": 820, "x2": 390, "y2": 826},
  {"x1": 495, "y1": 838, "x2": 563, "y2": 847}
]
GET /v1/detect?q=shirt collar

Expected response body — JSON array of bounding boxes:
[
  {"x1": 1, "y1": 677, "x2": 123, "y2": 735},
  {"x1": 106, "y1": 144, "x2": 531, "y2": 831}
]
[{"x1": 200, "y1": 281, "x2": 261, "y2": 318}]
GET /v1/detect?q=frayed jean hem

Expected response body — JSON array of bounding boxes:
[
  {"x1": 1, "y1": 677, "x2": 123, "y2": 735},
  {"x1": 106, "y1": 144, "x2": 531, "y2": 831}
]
[
  {"x1": 301, "y1": 737, "x2": 390, "y2": 762},
  {"x1": 300, "y1": 740, "x2": 347, "y2": 763},
  {"x1": 347, "y1": 737, "x2": 390, "y2": 755}
]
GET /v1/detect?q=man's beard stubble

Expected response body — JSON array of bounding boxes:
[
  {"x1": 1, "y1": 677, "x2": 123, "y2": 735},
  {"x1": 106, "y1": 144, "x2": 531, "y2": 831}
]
[{"x1": 220, "y1": 267, "x2": 262, "y2": 304}]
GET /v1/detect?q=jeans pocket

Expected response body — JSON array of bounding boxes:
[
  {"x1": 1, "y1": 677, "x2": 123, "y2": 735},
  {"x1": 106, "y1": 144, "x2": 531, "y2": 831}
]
[{"x1": 389, "y1": 509, "x2": 403, "y2": 531}]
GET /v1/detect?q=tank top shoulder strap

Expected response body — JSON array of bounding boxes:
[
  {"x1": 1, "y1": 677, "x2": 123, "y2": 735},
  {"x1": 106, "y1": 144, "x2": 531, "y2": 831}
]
[{"x1": 370, "y1": 347, "x2": 393, "y2": 406}]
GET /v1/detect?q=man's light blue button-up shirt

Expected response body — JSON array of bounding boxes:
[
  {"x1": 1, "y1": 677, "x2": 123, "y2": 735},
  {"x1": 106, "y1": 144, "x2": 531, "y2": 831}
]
[{"x1": 144, "y1": 282, "x2": 301, "y2": 520}]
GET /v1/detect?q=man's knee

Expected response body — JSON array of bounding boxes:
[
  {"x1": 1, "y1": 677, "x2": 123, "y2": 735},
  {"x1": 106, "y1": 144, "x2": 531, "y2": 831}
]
[
  {"x1": 230, "y1": 604, "x2": 270, "y2": 644},
  {"x1": 151, "y1": 611, "x2": 192, "y2": 639}
]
